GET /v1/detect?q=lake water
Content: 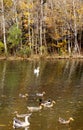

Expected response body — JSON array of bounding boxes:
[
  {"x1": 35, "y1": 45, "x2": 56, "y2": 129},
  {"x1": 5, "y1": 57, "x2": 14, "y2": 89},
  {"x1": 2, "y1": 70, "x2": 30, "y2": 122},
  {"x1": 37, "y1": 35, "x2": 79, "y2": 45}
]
[{"x1": 0, "y1": 59, "x2": 83, "y2": 130}]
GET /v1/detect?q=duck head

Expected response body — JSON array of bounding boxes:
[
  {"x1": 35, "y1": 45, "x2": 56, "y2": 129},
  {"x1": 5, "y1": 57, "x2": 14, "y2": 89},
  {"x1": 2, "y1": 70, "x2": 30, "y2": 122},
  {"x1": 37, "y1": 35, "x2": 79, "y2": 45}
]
[
  {"x1": 69, "y1": 117, "x2": 74, "y2": 121},
  {"x1": 52, "y1": 100, "x2": 56, "y2": 104}
]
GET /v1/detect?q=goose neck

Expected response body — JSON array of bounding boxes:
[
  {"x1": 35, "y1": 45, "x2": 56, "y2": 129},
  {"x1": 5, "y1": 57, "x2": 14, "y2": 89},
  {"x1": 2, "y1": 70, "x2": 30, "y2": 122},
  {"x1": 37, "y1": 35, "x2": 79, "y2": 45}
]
[{"x1": 25, "y1": 116, "x2": 29, "y2": 123}]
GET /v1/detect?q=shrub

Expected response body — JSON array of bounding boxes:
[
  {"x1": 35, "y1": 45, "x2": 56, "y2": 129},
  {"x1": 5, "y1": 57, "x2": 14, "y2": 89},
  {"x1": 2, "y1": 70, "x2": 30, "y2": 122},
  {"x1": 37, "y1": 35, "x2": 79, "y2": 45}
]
[
  {"x1": 39, "y1": 45, "x2": 48, "y2": 55},
  {"x1": 0, "y1": 41, "x2": 4, "y2": 54},
  {"x1": 18, "y1": 47, "x2": 31, "y2": 58},
  {"x1": 7, "y1": 24, "x2": 22, "y2": 54}
]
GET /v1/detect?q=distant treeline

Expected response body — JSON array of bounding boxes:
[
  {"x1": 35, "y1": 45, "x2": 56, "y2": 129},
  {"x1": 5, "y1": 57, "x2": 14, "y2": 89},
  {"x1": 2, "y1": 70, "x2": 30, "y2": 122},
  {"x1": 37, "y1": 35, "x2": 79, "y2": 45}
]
[{"x1": 0, "y1": 0, "x2": 83, "y2": 57}]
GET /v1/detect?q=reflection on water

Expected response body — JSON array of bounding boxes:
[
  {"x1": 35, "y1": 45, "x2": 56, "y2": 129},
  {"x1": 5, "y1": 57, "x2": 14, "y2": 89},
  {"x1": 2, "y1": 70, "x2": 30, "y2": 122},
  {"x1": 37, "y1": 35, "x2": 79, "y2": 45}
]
[{"x1": 0, "y1": 60, "x2": 83, "y2": 130}]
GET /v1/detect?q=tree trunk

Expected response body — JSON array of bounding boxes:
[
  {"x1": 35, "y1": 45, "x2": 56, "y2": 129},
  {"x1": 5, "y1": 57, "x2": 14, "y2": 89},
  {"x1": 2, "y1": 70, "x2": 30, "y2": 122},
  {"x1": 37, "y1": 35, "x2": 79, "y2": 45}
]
[
  {"x1": 63, "y1": 0, "x2": 72, "y2": 55},
  {"x1": 28, "y1": 9, "x2": 31, "y2": 50},
  {"x1": 72, "y1": 0, "x2": 80, "y2": 55},
  {"x1": 1, "y1": 0, "x2": 7, "y2": 55},
  {"x1": 12, "y1": 0, "x2": 18, "y2": 28},
  {"x1": 40, "y1": 0, "x2": 43, "y2": 55}
]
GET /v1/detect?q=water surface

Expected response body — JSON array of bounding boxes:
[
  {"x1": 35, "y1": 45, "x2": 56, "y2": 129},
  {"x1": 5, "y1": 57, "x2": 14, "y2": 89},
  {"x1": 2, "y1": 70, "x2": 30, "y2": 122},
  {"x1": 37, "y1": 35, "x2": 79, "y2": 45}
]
[{"x1": 0, "y1": 59, "x2": 83, "y2": 130}]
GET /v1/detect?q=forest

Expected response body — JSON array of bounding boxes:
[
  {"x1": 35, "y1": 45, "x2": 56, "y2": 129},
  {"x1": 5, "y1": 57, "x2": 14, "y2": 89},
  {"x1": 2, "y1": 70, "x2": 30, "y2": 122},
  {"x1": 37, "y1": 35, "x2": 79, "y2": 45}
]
[{"x1": 0, "y1": 0, "x2": 83, "y2": 58}]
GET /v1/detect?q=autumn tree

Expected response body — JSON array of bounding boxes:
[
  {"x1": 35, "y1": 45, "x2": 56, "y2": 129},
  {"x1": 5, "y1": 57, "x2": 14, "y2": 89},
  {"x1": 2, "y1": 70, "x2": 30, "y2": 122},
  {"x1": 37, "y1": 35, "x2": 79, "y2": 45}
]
[{"x1": 0, "y1": 0, "x2": 83, "y2": 57}]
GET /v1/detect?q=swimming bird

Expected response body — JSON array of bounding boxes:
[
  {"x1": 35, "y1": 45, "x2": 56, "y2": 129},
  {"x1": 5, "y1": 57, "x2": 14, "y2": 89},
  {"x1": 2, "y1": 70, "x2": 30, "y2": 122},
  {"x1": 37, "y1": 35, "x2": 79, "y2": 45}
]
[
  {"x1": 19, "y1": 93, "x2": 28, "y2": 98},
  {"x1": 27, "y1": 105, "x2": 43, "y2": 112},
  {"x1": 34, "y1": 67, "x2": 40, "y2": 77},
  {"x1": 39, "y1": 98, "x2": 51, "y2": 105},
  {"x1": 58, "y1": 117, "x2": 74, "y2": 124},
  {"x1": 41, "y1": 100, "x2": 56, "y2": 108},
  {"x1": 36, "y1": 91, "x2": 45, "y2": 97},
  {"x1": 13, "y1": 115, "x2": 31, "y2": 128},
  {"x1": 14, "y1": 111, "x2": 31, "y2": 118}
]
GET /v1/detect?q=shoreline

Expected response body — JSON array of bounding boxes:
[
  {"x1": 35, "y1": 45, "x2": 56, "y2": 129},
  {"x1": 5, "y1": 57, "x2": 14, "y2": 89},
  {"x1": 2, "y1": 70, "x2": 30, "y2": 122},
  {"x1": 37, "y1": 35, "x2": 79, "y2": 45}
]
[{"x1": 0, "y1": 54, "x2": 83, "y2": 61}]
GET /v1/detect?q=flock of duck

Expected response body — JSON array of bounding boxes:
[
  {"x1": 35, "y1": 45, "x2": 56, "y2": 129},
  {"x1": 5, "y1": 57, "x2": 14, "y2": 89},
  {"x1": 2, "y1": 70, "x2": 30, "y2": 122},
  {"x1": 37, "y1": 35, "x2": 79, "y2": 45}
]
[{"x1": 13, "y1": 91, "x2": 74, "y2": 129}]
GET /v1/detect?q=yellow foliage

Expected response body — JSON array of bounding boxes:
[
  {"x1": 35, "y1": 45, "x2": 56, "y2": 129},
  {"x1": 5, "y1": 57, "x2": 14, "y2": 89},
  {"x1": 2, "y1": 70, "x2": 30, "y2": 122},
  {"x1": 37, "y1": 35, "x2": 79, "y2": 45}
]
[
  {"x1": 30, "y1": 20, "x2": 34, "y2": 24},
  {"x1": 19, "y1": 2, "x2": 28, "y2": 10},
  {"x1": 24, "y1": 24, "x2": 28, "y2": 29},
  {"x1": 19, "y1": 1, "x2": 33, "y2": 10},
  {"x1": 23, "y1": 12, "x2": 30, "y2": 16},
  {"x1": 45, "y1": 17, "x2": 53, "y2": 26},
  {"x1": 28, "y1": 3, "x2": 33, "y2": 9},
  {"x1": 51, "y1": 43, "x2": 56, "y2": 47},
  {"x1": 25, "y1": 34, "x2": 29, "y2": 37},
  {"x1": 23, "y1": 19, "x2": 28, "y2": 24},
  {"x1": 77, "y1": 7, "x2": 83, "y2": 14},
  {"x1": 56, "y1": 40, "x2": 67, "y2": 48},
  {"x1": 54, "y1": 33, "x2": 60, "y2": 39},
  {"x1": 4, "y1": 0, "x2": 13, "y2": 8},
  {"x1": 14, "y1": 13, "x2": 18, "y2": 18}
]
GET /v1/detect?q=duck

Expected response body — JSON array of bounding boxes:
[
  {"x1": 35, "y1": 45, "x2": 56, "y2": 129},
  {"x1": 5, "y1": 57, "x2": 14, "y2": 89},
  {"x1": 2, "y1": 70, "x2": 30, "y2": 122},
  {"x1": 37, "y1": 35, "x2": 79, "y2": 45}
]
[
  {"x1": 13, "y1": 115, "x2": 31, "y2": 128},
  {"x1": 14, "y1": 111, "x2": 31, "y2": 118},
  {"x1": 39, "y1": 98, "x2": 51, "y2": 105},
  {"x1": 19, "y1": 93, "x2": 28, "y2": 98},
  {"x1": 41, "y1": 100, "x2": 56, "y2": 108},
  {"x1": 27, "y1": 104, "x2": 43, "y2": 112},
  {"x1": 58, "y1": 117, "x2": 74, "y2": 124},
  {"x1": 34, "y1": 67, "x2": 40, "y2": 77},
  {"x1": 36, "y1": 91, "x2": 45, "y2": 97}
]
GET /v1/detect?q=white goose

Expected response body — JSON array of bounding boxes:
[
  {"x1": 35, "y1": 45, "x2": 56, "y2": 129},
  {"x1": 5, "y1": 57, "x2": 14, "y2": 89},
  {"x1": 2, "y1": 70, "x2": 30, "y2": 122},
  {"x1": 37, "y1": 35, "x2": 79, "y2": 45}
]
[
  {"x1": 13, "y1": 114, "x2": 31, "y2": 128},
  {"x1": 36, "y1": 91, "x2": 45, "y2": 97},
  {"x1": 27, "y1": 105, "x2": 42, "y2": 112},
  {"x1": 34, "y1": 67, "x2": 40, "y2": 77},
  {"x1": 58, "y1": 117, "x2": 74, "y2": 124}
]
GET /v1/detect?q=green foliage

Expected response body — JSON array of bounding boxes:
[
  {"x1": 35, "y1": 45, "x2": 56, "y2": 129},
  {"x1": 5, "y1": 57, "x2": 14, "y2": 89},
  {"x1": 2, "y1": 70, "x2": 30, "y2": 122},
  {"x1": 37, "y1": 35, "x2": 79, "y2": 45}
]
[
  {"x1": 0, "y1": 41, "x2": 4, "y2": 54},
  {"x1": 25, "y1": 47, "x2": 31, "y2": 57},
  {"x1": 18, "y1": 47, "x2": 31, "y2": 58},
  {"x1": 7, "y1": 24, "x2": 22, "y2": 49},
  {"x1": 40, "y1": 46, "x2": 48, "y2": 55}
]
